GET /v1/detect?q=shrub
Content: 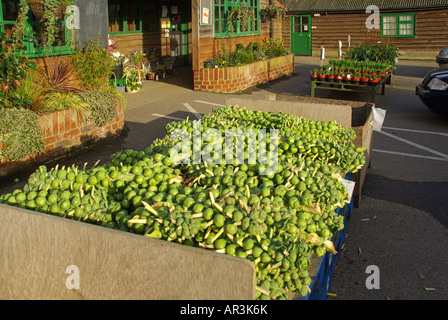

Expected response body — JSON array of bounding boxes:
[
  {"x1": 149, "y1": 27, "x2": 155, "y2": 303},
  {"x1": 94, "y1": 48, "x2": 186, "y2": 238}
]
[
  {"x1": 203, "y1": 39, "x2": 287, "y2": 68},
  {"x1": 344, "y1": 43, "x2": 400, "y2": 64},
  {"x1": 235, "y1": 51, "x2": 255, "y2": 65},
  {"x1": 39, "y1": 56, "x2": 84, "y2": 94},
  {"x1": 263, "y1": 38, "x2": 287, "y2": 58},
  {"x1": 235, "y1": 43, "x2": 245, "y2": 51},
  {"x1": 0, "y1": 108, "x2": 44, "y2": 162},
  {"x1": 78, "y1": 92, "x2": 118, "y2": 127},
  {"x1": 70, "y1": 37, "x2": 116, "y2": 90},
  {"x1": 0, "y1": 32, "x2": 37, "y2": 108}
]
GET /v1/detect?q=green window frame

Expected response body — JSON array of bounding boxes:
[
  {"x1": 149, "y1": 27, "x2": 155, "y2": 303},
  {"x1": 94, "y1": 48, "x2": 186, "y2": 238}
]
[
  {"x1": 0, "y1": 0, "x2": 20, "y2": 37},
  {"x1": 214, "y1": 0, "x2": 260, "y2": 37},
  {"x1": 381, "y1": 13, "x2": 416, "y2": 38},
  {"x1": 108, "y1": 0, "x2": 158, "y2": 34},
  {"x1": 0, "y1": 0, "x2": 75, "y2": 57}
]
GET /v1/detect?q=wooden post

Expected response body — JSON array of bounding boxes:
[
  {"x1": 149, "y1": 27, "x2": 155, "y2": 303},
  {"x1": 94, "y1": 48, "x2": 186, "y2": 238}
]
[
  {"x1": 192, "y1": 0, "x2": 200, "y2": 72},
  {"x1": 338, "y1": 40, "x2": 342, "y2": 60},
  {"x1": 320, "y1": 46, "x2": 325, "y2": 66}
]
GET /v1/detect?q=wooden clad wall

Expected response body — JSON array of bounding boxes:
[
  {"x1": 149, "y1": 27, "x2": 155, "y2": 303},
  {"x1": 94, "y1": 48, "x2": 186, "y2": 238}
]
[
  {"x1": 305, "y1": 8, "x2": 448, "y2": 59},
  {"x1": 111, "y1": 33, "x2": 162, "y2": 57}
]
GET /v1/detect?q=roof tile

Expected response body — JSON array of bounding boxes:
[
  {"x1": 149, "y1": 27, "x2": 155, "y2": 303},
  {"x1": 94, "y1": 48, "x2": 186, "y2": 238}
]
[{"x1": 282, "y1": 0, "x2": 448, "y2": 12}]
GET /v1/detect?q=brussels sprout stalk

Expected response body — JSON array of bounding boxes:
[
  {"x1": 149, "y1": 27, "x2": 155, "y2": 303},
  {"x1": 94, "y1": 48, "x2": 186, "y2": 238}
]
[
  {"x1": 210, "y1": 226, "x2": 224, "y2": 243},
  {"x1": 256, "y1": 286, "x2": 271, "y2": 296}
]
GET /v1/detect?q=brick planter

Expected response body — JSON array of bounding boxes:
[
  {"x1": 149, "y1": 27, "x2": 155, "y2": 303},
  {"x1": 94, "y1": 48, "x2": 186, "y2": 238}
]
[
  {"x1": 194, "y1": 54, "x2": 295, "y2": 93},
  {"x1": 0, "y1": 103, "x2": 125, "y2": 178}
]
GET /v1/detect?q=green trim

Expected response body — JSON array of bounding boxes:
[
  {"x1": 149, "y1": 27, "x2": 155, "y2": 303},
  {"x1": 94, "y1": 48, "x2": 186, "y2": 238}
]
[
  {"x1": 381, "y1": 13, "x2": 416, "y2": 38},
  {"x1": 213, "y1": 0, "x2": 260, "y2": 38}
]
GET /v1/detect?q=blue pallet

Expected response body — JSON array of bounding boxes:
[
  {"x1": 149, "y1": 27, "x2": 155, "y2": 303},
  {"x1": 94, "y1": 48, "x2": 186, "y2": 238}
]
[{"x1": 300, "y1": 173, "x2": 354, "y2": 300}]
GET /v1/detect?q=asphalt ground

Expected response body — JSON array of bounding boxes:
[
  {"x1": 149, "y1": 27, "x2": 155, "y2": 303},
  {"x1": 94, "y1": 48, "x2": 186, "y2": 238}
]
[{"x1": 1, "y1": 56, "x2": 447, "y2": 301}]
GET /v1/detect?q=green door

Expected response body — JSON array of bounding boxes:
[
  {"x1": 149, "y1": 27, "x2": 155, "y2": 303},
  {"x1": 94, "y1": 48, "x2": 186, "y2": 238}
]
[{"x1": 291, "y1": 15, "x2": 312, "y2": 55}]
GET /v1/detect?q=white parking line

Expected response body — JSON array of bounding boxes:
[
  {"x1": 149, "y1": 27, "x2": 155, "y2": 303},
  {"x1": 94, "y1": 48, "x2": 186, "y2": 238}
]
[
  {"x1": 382, "y1": 126, "x2": 448, "y2": 137},
  {"x1": 152, "y1": 114, "x2": 185, "y2": 121},
  {"x1": 183, "y1": 103, "x2": 202, "y2": 119},
  {"x1": 373, "y1": 149, "x2": 448, "y2": 162},
  {"x1": 194, "y1": 100, "x2": 226, "y2": 107},
  {"x1": 377, "y1": 130, "x2": 448, "y2": 160}
]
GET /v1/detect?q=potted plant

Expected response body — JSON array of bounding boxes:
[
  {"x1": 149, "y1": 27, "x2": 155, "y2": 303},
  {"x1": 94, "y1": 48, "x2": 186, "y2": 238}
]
[
  {"x1": 111, "y1": 52, "x2": 125, "y2": 80},
  {"x1": 226, "y1": 5, "x2": 256, "y2": 32},
  {"x1": 343, "y1": 72, "x2": 352, "y2": 84},
  {"x1": 123, "y1": 65, "x2": 144, "y2": 93},
  {"x1": 318, "y1": 68, "x2": 327, "y2": 81},
  {"x1": 369, "y1": 74, "x2": 381, "y2": 86},
  {"x1": 310, "y1": 69, "x2": 318, "y2": 81},
  {"x1": 352, "y1": 72, "x2": 361, "y2": 85},
  {"x1": 360, "y1": 74, "x2": 369, "y2": 85},
  {"x1": 126, "y1": 72, "x2": 143, "y2": 93},
  {"x1": 28, "y1": 0, "x2": 74, "y2": 21},
  {"x1": 335, "y1": 72, "x2": 344, "y2": 83},
  {"x1": 264, "y1": 4, "x2": 286, "y2": 19},
  {"x1": 327, "y1": 70, "x2": 335, "y2": 82},
  {"x1": 129, "y1": 50, "x2": 145, "y2": 69}
]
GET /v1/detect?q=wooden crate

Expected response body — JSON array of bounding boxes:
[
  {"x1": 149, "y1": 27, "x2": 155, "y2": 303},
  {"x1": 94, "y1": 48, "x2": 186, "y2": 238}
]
[{"x1": 0, "y1": 204, "x2": 255, "y2": 300}]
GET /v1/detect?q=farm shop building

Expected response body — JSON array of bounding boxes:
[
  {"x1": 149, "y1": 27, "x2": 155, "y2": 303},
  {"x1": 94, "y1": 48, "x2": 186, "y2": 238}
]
[
  {"x1": 106, "y1": 0, "x2": 289, "y2": 71},
  {"x1": 0, "y1": 0, "x2": 289, "y2": 82},
  {"x1": 282, "y1": 0, "x2": 448, "y2": 60}
]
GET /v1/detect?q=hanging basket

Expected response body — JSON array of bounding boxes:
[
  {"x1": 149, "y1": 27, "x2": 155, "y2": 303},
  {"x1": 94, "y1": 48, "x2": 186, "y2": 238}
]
[
  {"x1": 266, "y1": 10, "x2": 277, "y2": 18},
  {"x1": 29, "y1": 2, "x2": 67, "y2": 21}
]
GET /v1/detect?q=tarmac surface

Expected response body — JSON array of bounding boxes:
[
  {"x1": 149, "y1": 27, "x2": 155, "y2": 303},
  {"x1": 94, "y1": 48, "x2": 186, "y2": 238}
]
[{"x1": 1, "y1": 56, "x2": 447, "y2": 300}]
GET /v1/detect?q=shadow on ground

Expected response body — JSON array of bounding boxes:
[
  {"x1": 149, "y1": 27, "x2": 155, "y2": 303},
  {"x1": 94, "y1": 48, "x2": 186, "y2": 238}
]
[{"x1": 363, "y1": 173, "x2": 448, "y2": 229}]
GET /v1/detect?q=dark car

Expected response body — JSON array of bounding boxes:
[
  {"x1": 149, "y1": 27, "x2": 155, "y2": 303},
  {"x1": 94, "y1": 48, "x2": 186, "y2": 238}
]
[
  {"x1": 436, "y1": 46, "x2": 448, "y2": 68},
  {"x1": 416, "y1": 67, "x2": 448, "y2": 116}
]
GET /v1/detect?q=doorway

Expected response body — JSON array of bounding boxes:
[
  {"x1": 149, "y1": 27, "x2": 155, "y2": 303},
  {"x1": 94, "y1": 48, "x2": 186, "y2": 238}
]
[{"x1": 290, "y1": 14, "x2": 312, "y2": 55}]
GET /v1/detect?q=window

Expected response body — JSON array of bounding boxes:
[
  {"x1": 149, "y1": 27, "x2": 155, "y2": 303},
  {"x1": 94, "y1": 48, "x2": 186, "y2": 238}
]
[
  {"x1": 382, "y1": 13, "x2": 416, "y2": 37},
  {"x1": 214, "y1": 0, "x2": 260, "y2": 37},
  {"x1": 108, "y1": 0, "x2": 158, "y2": 34},
  {"x1": 0, "y1": 0, "x2": 74, "y2": 57},
  {"x1": 293, "y1": 15, "x2": 309, "y2": 34},
  {"x1": 0, "y1": 0, "x2": 20, "y2": 37}
]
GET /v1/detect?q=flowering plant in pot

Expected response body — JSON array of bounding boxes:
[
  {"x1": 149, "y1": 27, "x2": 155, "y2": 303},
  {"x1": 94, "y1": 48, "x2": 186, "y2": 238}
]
[
  {"x1": 318, "y1": 69, "x2": 327, "y2": 81},
  {"x1": 360, "y1": 74, "x2": 370, "y2": 85},
  {"x1": 327, "y1": 70, "x2": 335, "y2": 82},
  {"x1": 343, "y1": 72, "x2": 352, "y2": 84},
  {"x1": 369, "y1": 74, "x2": 381, "y2": 85},
  {"x1": 126, "y1": 72, "x2": 143, "y2": 93},
  {"x1": 352, "y1": 72, "x2": 361, "y2": 85},
  {"x1": 226, "y1": 5, "x2": 256, "y2": 32},
  {"x1": 310, "y1": 68, "x2": 318, "y2": 81},
  {"x1": 264, "y1": 4, "x2": 287, "y2": 20},
  {"x1": 28, "y1": 0, "x2": 75, "y2": 21},
  {"x1": 335, "y1": 72, "x2": 344, "y2": 83}
]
